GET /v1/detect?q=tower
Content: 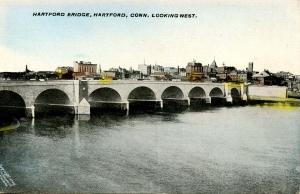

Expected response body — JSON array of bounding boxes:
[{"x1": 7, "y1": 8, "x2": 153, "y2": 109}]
[
  {"x1": 248, "y1": 62, "x2": 253, "y2": 72},
  {"x1": 25, "y1": 65, "x2": 29, "y2": 73}
]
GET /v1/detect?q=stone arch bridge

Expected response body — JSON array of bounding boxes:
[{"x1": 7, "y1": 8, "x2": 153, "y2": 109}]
[{"x1": 0, "y1": 80, "x2": 247, "y2": 117}]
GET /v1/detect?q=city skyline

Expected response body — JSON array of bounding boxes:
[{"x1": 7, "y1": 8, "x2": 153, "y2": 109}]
[{"x1": 0, "y1": 0, "x2": 300, "y2": 74}]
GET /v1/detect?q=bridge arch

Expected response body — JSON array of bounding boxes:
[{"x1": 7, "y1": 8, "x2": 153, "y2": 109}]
[
  {"x1": 231, "y1": 88, "x2": 240, "y2": 98},
  {"x1": 209, "y1": 87, "x2": 224, "y2": 97},
  {"x1": 128, "y1": 86, "x2": 156, "y2": 100},
  {"x1": 0, "y1": 90, "x2": 26, "y2": 117},
  {"x1": 35, "y1": 89, "x2": 71, "y2": 105},
  {"x1": 162, "y1": 86, "x2": 184, "y2": 99},
  {"x1": 188, "y1": 87, "x2": 206, "y2": 98},
  {"x1": 34, "y1": 89, "x2": 74, "y2": 116},
  {"x1": 89, "y1": 87, "x2": 122, "y2": 102}
]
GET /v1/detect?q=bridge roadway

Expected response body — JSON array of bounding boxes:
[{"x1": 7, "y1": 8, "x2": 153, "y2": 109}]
[{"x1": 0, "y1": 80, "x2": 248, "y2": 117}]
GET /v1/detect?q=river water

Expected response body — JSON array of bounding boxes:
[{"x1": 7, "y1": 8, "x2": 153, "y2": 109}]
[{"x1": 0, "y1": 104, "x2": 300, "y2": 193}]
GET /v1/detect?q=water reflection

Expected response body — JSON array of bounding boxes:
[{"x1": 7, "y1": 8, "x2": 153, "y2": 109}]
[
  {"x1": 32, "y1": 116, "x2": 74, "y2": 139},
  {"x1": 0, "y1": 117, "x2": 20, "y2": 139},
  {"x1": 254, "y1": 102, "x2": 299, "y2": 111},
  {"x1": 72, "y1": 119, "x2": 82, "y2": 158}
]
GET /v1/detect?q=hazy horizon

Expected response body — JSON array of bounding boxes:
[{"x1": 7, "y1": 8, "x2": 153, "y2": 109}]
[{"x1": 0, "y1": 0, "x2": 299, "y2": 74}]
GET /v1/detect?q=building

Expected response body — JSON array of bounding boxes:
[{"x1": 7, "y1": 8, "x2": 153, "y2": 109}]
[
  {"x1": 248, "y1": 62, "x2": 253, "y2": 73},
  {"x1": 150, "y1": 64, "x2": 164, "y2": 74},
  {"x1": 202, "y1": 65, "x2": 209, "y2": 77},
  {"x1": 102, "y1": 71, "x2": 117, "y2": 80},
  {"x1": 0, "y1": 72, "x2": 26, "y2": 80},
  {"x1": 216, "y1": 65, "x2": 236, "y2": 82},
  {"x1": 237, "y1": 70, "x2": 248, "y2": 83},
  {"x1": 35, "y1": 71, "x2": 57, "y2": 80},
  {"x1": 252, "y1": 70, "x2": 284, "y2": 85},
  {"x1": 101, "y1": 66, "x2": 131, "y2": 80},
  {"x1": 73, "y1": 61, "x2": 97, "y2": 80},
  {"x1": 186, "y1": 60, "x2": 205, "y2": 81},
  {"x1": 55, "y1": 66, "x2": 74, "y2": 79},
  {"x1": 217, "y1": 66, "x2": 225, "y2": 74},
  {"x1": 275, "y1": 71, "x2": 293, "y2": 80},
  {"x1": 138, "y1": 64, "x2": 150, "y2": 76},
  {"x1": 227, "y1": 70, "x2": 238, "y2": 82},
  {"x1": 128, "y1": 70, "x2": 141, "y2": 80},
  {"x1": 149, "y1": 72, "x2": 166, "y2": 81},
  {"x1": 164, "y1": 67, "x2": 178, "y2": 75},
  {"x1": 208, "y1": 60, "x2": 218, "y2": 78},
  {"x1": 179, "y1": 68, "x2": 186, "y2": 77}
]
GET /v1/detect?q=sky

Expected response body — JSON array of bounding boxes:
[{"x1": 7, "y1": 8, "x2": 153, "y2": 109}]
[{"x1": 0, "y1": 0, "x2": 299, "y2": 74}]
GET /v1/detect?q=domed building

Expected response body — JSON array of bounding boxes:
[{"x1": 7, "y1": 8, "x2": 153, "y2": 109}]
[{"x1": 210, "y1": 59, "x2": 217, "y2": 72}]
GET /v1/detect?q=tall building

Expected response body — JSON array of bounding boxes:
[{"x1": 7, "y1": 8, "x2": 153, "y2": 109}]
[
  {"x1": 73, "y1": 61, "x2": 97, "y2": 79},
  {"x1": 138, "y1": 64, "x2": 150, "y2": 75},
  {"x1": 248, "y1": 62, "x2": 253, "y2": 72},
  {"x1": 186, "y1": 60, "x2": 204, "y2": 81}
]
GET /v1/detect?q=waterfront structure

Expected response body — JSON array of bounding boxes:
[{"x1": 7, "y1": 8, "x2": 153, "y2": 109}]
[
  {"x1": 0, "y1": 80, "x2": 247, "y2": 117},
  {"x1": 247, "y1": 85, "x2": 287, "y2": 101},
  {"x1": 73, "y1": 61, "x2": 97, "y2": 80}
]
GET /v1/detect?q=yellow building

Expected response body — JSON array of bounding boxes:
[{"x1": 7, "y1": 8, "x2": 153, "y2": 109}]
[
  {"x1": 55, "y1": 66, "x2": 73, "y2": 79},
  {"x1": 186, "y1": 60, "x2": 204, "y2": 81}
]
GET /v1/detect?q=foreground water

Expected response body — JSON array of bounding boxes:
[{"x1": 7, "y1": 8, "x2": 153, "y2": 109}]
[{"x1": 1, "y1": 105, "x2": 300, "y2": 193}]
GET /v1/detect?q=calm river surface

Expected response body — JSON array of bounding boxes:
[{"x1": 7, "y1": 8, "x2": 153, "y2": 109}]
[{"x1": 1, "y1": 105, "x2": 300, "y2": 193}]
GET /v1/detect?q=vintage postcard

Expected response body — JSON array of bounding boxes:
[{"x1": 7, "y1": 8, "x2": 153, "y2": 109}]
[{"x1": 0, "y1": 0, "x2": 300, "y2": 193}]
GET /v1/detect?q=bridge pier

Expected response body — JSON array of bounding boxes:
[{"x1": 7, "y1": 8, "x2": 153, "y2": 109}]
[
  {"x1": 241, "y1": 84, "x2": 248, "y2": 102},
  {"x1": 77, "y1": 98, "x2": 90, "y2": 115},
  {"x1": 159, "y1": 99, "x2": 163, "y2": 109},
  {"x1": 242, "y1": 93, "x2": 248, "y2": 101},
  {"x1": 125, "y1": 101, "x2": 129, "y2": 116},
  {"x1": 186, "y1": 98, "x2": 190, "y2": 106},
  {"x1": 30, "y1": 118, "x2": 35, "y2": 134},
  {"x1": 26, "y1": 105, "x2": 35, "y2": 118},
  {"x1": 205, "y1": 97, "x2": 211, "y2": 104},
  {"x1": 226, "y1": 95, "x2": 233, "y2": 104}
]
